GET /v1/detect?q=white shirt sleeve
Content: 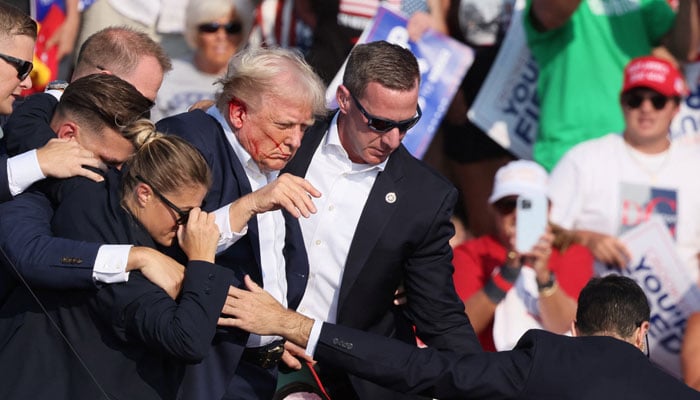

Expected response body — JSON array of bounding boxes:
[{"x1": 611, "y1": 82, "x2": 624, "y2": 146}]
[
  {"x1": 7, "y1": 150, "x2": 46, "y2": 196},
  {"x1": 214, "y1": 203, "x2": 247, "y2": 254},
  {"x1": 93, "y1": 244, "x2": 132, "y2": 283},
  {"x1": 305, "y1": 319, "x2": 325, "y2": 357}
]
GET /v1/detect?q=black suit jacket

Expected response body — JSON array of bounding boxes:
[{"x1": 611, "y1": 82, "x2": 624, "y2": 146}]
[
  {"x1": 316, "y1": 324, "x2": 700, "y2": 399},
  {"x1": 0, "y1": 170, "x2": 234, "y2": 400},
  {"x1": 156, "y1": 109, "x2": 309, "y2": 399},
  {"x1": 283, "y1": 114, "x2": 481, "y2": 398}
]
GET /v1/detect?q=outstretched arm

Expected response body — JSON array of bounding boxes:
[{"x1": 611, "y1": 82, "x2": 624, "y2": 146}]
[
  {"x1": 661, "y1": 0, "x2": 699, "y2": 62},
  {"x1": 0, "y1": 188, "x2": 185, "y2": 297},
  {"x1": 529, "y1": 0, "x2": 582, "y2": 31}
]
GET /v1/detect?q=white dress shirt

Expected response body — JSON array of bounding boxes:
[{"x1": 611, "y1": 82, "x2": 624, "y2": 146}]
[
  {"x1": 208, "y1": 107, "x2": 288, "y2": 347},
  {"x1": 297, "y1": 113, "x2": 388, "y2": 355}
]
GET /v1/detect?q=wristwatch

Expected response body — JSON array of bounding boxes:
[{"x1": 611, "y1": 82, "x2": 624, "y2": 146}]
[
  {"x1": 537, "y1": 272, "x2": 557, "y2": 297},
  {"x1": 46, "y1": 80, "x2": 69, "y2": 91}
]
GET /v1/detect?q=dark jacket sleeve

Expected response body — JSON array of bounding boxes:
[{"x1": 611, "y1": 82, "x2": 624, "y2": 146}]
[
  {"x1": 315, "y1": 322, "x2": 530, "y2": 399},
  {"x1": 0, "y1": 155, "x2": 10, "y2": 202},
  {"x1": 3, "y1": 93, "x2": 58, "y2": 155},
  {"x1": 0, "y1": 190, "x2": 100, "y2": 290},
  {"x1": 96, "y1": 262, "x2": 234, "y2": 362}
]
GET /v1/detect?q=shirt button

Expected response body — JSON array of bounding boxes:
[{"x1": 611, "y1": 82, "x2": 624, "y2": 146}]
[
  {"x1": 315, "y1": 240, "x2": 321, "y2": 246},
  {"x1": 328, "y1": 205, "x2": 334, "y2": 211}
]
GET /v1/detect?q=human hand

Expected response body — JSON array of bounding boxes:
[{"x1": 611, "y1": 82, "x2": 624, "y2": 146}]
[
  {"x1": 406, "y1": 11, "x2": 434, "y2": 42},
  {"x1": 36, "y1": 138, "x2": 107, "y2": 182},
  {"x1": 582, "y1": 231, "x2": 631, "y2": 268},
  {"x1": 246, "y1": 173, "x2": 321, "y2": 218},
  {"x1": 218, "y1": 276, "x2": 290, "y2": 335},
  {"x1": 522, "y1": 227, "x2": 554, "y2": 278},
  {"x1": 45, "y1": 12, "x2": 80, "y2": 60},
  {"x1": 177, "y1": 208, "x2": 219, "y2": 263},
  {"x1": 219, "y1": 276, "x2": 314, "y2": 346},
  {"x1": 393, "y1": 283, "x2": 407, "y2": 306},
  {"x1": 280, "y1": 341, "x2": 315, "y2": 370},
  {"x1": 127, "y1": 246, "x2": 185, "y2": 299}
]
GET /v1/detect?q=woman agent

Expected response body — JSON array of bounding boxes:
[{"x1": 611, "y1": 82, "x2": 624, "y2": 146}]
[{"x1": 0, "y1": 120, "x2": 234, "y2": 400}]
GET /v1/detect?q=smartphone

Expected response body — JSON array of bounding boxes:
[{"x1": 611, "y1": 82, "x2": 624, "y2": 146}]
[{"x1": 515, "y1": 193, "x2": 548, "y2": 253}]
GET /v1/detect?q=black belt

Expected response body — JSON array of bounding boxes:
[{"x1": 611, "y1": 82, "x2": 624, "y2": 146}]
[{"x1": 242, "y1": 339, "x2": 286, "y2": 369}]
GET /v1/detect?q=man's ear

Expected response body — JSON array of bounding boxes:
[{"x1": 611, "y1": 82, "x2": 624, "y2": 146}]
[
  {"x1": 635, "y1": 321, "x2": 650, "y2": 350},
  {"x1": 336, "y1": 85, "x2": 350, "y2": 113},
  {"x1": 228, "y1": 98, "x2": 247, "y2": 129},
  {"x1": 55, "y1": 121, "x2": 79, "y2": 140},
  {"x1": 571, "y1": 321, "x2": 578, "y2": 337}
]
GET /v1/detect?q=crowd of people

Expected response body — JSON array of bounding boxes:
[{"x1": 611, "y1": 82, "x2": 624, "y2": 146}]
[{"x1": 2, "y1": 0, "x2": 700, "y2": 399}]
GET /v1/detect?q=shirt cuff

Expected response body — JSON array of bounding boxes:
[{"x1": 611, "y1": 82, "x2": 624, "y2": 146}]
[
  {"x1": 7, "y1": 150, "x2": 45, "y2": 196},
  {"x1": 305, "y1": 319, "x2": 324, "y2": 357},
  {"x1": 93, "y1": 244, "x2": 131, "y2": 283},
  {"x1": 214, "y1": 203, "x2": 247, "y2": 253}
]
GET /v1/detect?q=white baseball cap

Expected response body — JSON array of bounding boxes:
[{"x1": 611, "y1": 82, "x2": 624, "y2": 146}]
[{"x1": 488, "y1": 160, "x2": 549, "y2": 204}]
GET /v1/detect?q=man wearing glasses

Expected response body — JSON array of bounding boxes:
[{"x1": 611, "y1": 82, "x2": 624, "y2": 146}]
[
  {"x1": 280, "y1": 40, "x2": 481, "y2": 399},
  {"x1": 0, "y1": 3, "x2": 107, "y2": 204},
  {"x1": 548, "y1": 56, "x2": 700, "y2": 285}
]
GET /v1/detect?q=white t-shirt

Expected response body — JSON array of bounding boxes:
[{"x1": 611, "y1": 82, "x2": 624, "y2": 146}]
[
  {"x1": 549, "y1": 133, "x2": 700, "y2": 281},
  {"x1": 152, "y1": 57, "x2": 221, "y2": 122}
]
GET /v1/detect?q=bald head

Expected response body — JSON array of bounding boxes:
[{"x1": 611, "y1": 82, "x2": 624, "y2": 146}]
[{"x1": 72, "y1": 27, "x2": 172, "y2": 100}]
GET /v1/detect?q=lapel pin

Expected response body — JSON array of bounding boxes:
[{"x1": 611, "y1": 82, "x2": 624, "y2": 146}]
[{"x1": 385, "y1": 192, "x2": 397, "y2": 204}]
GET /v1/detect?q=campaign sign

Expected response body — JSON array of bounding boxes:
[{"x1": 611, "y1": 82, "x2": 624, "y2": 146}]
[
  {"x1": 325, "y1": 6, "x2": 474, "y2": 159},
  {"x1": 595, "y1": 218, "x2": 700, "y2": 378},
  {"x1": 467, "y1": 3, "x2": 539, "y2": 160},
  {"x1": 671, "y1": 62, "x2": 700, "y2": 145}
]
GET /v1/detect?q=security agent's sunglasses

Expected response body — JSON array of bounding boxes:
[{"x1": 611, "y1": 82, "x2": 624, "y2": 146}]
[
  {"x1": 0, "y1": 52, "x2": 33, "y2": 81},
  {"x1": 622, "y1": 89, "x2": 677, "y2": 111},
  {"x1": 349, "y1": 91, "x2": 422, "y2": 134},
  {"x1": 136, "y1": 175, "x2": 190, "y2": 226},
  {"x1": 198, "y1": 21, "x2": 243, "y2": 35}
]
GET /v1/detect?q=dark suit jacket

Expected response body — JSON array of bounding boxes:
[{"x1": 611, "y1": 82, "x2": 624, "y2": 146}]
[
  {"x1": 0, "y1": 93, "x2": 57, "y2": 204},
  {"x1": 0, "y1": 170, "x2": 234, "y2": 400},
  {"x1": 3, "y1": 92, "x2": 58, "y2": 156},
  {"x1": 156, "y1": 109, "x2": 309, "y2": 399},
  {"x1": 316, "y1": 324, "x2": 700, "y2": 399},
  {"x1": 0, "y1": 93, "x2": 101, "y2": 303},
  {"x1": 283, "y1": 114, "x2": 481, "y2": 399}
]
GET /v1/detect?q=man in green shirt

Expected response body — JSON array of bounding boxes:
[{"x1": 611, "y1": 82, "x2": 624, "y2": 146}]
[{"x1": 525, "y1": 0, "x2": 698, "y2": 171}]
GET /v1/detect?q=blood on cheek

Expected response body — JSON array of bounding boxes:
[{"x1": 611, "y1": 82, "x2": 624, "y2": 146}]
[{"x1": 249, "y1": 132, "x2": 286, "y2": 161}]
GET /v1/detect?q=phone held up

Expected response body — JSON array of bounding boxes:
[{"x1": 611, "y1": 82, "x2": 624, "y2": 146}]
[{"x1": 515, "y1": 193, "x2": 548, "y2": 254}]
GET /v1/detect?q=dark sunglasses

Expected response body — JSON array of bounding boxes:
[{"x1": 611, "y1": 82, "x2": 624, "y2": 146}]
[
  {"x1": 198, "y1": 21, "x2": 243, "y2": 35},
  {"x1": 136, "y1": 175, "x2": 190, "y2": 225},
  {"x1": 0, "y1": 53, "x2": 33, "y2": 81},
  {"x1": 623, "y1": 91, "x2": 671, "y2": 110},
  {"x1": 493, "y1": 198, "x2": 518, "y2": 215},
  {"x1": 349, "y1": 92, "x2": 422, "y2": 134}
]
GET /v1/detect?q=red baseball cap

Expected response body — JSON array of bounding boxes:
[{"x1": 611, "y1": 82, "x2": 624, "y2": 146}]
[{"x1": 622, "y1": 56, "x2": 688, "y2": 97}]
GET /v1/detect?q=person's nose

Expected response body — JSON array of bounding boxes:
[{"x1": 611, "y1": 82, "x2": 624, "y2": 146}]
[
  {"x1": 381, "y1": 128, "x2": 403, "y2": 149},
  {"x1": 17, "y1": 73, "x2": 32, "y2": 92},
  {"x1": 286, "y1": 126, "x2": 304, "y2": 150}
]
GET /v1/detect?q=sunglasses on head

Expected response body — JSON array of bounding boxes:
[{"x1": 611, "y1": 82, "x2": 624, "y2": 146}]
[
  {"x1": 349, "y1": 91, "x2": 422, "y2": 134},
  {"x1": 198, "y1": 21, "x2": 243, "y2": 35},
  {"x1": 136, "y1": 175, "x2": 190, "y2": 226},
  {"x1": 0, "y1": 53, "x2": 33, "y2": 81},
  {"x1": 623, "y1": 90, "x2": 672, "y2": 110}
]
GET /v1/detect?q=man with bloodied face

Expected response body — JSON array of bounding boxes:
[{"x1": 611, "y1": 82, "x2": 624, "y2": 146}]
[{"x1": 155, "y1": 46, "x2": 327, "y2": 400}]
